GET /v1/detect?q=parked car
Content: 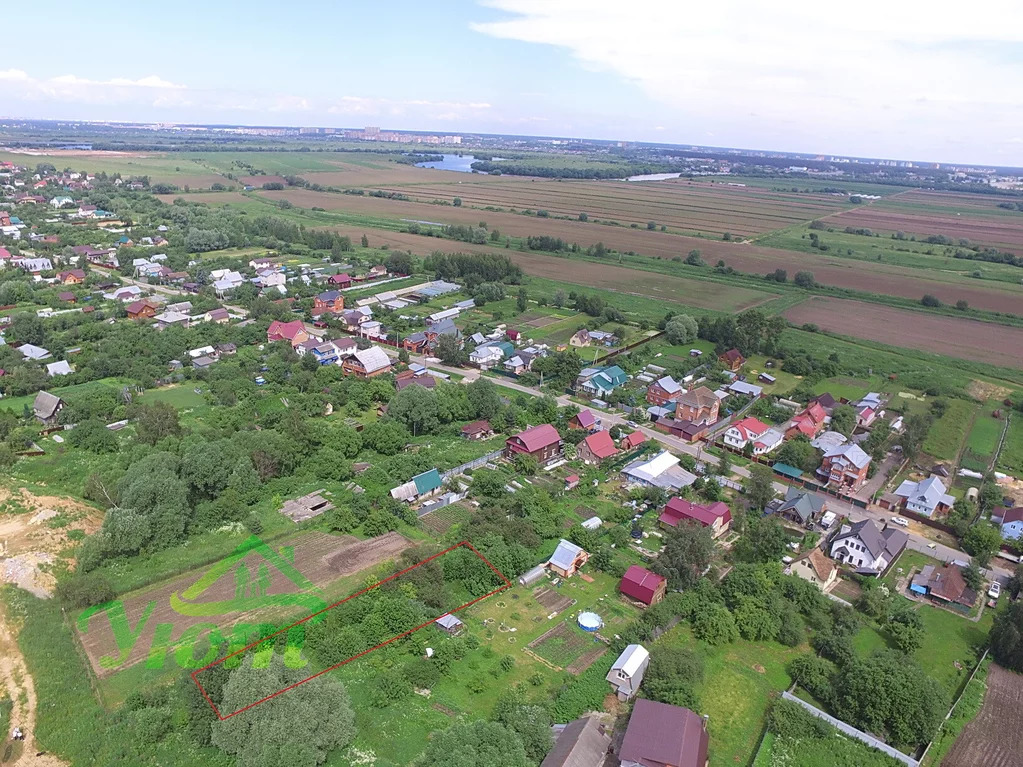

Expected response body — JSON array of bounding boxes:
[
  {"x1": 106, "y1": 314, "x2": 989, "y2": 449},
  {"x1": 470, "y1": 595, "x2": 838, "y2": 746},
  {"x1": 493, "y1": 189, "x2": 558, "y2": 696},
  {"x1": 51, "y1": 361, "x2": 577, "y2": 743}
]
[
  {"x1": 891, "y1": 516, "x2": 909, "y2": 527},
  {"x1": 989, "y1": 581, "x2": 1001, "y2": 599}
]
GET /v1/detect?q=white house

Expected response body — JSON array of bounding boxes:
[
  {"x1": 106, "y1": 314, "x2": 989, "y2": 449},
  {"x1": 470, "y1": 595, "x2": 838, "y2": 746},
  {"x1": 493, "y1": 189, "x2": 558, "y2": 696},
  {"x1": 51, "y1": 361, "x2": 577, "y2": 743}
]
[
  {"x1": 621, "y1": 451, "x2": 696, "y2": 492},
  {"x1": 893, "y1": 476, "x2": 955, "y2": 517},
  {"x1": 829, "y1": 519, "x2": 907, "y2": 573},
  {"x1": 50, "y1": 196, "x2": 74, "y2": 209},
  {"x1": 723, "y1": 417, "x2": 783, "y2": 455},
  {"x1": 995, "y1": 507, "x2": 1023, "y2": 540},
  {"x1": 469, "y1": 343, "x2": 504, "y2": 369},
  {"x1": 606, "y1": 644, "x2": 650, "y2": 701}
]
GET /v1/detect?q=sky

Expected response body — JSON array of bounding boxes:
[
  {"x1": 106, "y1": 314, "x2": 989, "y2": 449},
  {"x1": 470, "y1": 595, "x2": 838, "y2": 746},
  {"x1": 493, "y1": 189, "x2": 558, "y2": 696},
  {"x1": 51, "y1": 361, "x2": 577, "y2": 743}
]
[{"x1": 2, "y1": 0, "x2": 1022, "y2": 165}]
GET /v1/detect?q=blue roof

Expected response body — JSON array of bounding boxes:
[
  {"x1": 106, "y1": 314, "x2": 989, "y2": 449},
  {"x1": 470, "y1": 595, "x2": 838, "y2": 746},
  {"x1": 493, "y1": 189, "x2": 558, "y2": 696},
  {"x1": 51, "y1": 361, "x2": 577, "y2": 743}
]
[
  {"x1": 413, "y1": 469, "x2": 442, "y2": 495},
  {"x1": 772, "y1": 462, "x2": 803, "y2": 479}
]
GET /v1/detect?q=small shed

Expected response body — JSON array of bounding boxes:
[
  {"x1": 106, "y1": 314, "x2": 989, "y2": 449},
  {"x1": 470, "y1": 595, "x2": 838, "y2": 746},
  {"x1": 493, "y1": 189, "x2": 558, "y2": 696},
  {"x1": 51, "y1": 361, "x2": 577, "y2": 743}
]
[
  {"x1": 435, "y1": 613, "x2": 464, "y2": 635},
  {"x1": 772, "y1": 462, "x2": 804, "y2": 481}
]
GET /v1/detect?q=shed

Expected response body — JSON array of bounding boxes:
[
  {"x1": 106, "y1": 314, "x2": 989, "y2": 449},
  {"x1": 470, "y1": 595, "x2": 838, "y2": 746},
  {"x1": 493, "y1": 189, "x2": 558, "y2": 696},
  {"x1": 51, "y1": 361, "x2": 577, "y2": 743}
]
[
  {"x1": 772, "y1": 462, "x2": 804, "y2": 480},
  {"x1": 435, "y1": 613, "x2": 464, "y2": 635}
]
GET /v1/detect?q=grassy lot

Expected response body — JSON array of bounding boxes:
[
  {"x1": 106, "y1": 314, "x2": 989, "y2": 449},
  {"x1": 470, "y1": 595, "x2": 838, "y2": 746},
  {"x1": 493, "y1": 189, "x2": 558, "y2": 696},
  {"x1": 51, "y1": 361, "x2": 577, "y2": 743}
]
[
  {"x1": 961, "y1": 405, "x2": 1004, "y2": 472},
  {"x1": 753, "y1": 730, "x2": 903, "y2": 767},
  {"x1": 0, "y1": 376, "x2": 136, "y2": 417},
  {"x1": 923, "y1": 399, "x2": 976, "y2": 461},
  {"x1": 997, "y1": 414, "x2": 1023, "y2": 475},
  {"x1": 656, "y1": 624, "x2": 800, "y2": 767},
  {"x1": 922, "y1": 657, "x2": 991, "y2": 766}
]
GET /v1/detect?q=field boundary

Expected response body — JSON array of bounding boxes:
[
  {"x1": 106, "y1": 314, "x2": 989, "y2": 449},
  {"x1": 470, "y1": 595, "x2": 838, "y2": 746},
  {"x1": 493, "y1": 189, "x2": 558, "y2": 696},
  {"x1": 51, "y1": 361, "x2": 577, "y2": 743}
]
[{"x1": 192, "y1": 541, "x2": 510, "y2": 719}]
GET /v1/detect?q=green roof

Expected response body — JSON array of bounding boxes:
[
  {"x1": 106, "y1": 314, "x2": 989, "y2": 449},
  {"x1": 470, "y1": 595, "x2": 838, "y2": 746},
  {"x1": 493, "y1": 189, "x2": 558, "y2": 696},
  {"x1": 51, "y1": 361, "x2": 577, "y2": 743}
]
[
  {"x1": 772, "y1": 462, "x2": 803, "y2": 479},
  {"x1": 494, "y1": 341, "x2": 515, "y2": 358},
  {"x1": 413, "y1": 469, "x2": 442, "y2": 495}
]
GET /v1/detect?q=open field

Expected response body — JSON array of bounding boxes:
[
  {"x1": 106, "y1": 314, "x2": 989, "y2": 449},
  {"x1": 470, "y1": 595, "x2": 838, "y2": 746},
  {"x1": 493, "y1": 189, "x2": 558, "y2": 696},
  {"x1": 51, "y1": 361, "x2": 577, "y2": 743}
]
[
  {"x1": 249, "y1": 186, "x2": 1023, "y2": 313},
  {"x1": 782, "y1": 297, "x2": 1023, "y2": 368},
  {"x1": 942, "y1": 662, "x2": 1023, "y2": 767},
  {"x1": 924, "y1": 399, "x2": 976, "y2": 461},
  {"x1": 962, "y1": 407, "x2": 1004, "y2": 472},
  {"x1": 998, "y1": 416, "x2": 1023, "y2": 475},
  {"x1": 828, "y1": 201, "x2": 1023, "y2": 252},
  {"x1": 76, "y1": 531, "x2": 412, "y2": 676},
  {"x1": 370, "y1": 177, "x2": 853, "y2": 238}
]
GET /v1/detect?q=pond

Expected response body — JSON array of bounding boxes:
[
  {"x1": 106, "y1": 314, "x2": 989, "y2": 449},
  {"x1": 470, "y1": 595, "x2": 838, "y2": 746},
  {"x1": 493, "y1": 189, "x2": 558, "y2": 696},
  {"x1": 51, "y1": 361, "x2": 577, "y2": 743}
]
[{"x1": 415, "y1": 154, "x2": 502, "y2": 172}]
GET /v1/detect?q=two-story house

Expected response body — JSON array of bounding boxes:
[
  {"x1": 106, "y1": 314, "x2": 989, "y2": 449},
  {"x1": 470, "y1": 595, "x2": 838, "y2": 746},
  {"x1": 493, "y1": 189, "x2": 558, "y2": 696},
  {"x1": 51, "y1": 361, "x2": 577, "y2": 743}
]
[
  {"x1": 829, "y1": 519, "x2": 907, "y2": 573},
  {"x1": 819, "y1": 443, "x2": 871, "y2": 490}
]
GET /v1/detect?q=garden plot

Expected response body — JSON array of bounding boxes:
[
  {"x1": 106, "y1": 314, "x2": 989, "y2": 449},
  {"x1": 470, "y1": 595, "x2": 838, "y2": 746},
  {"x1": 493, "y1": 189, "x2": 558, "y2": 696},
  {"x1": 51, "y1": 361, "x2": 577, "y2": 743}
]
[{"x1": 526, "y1": 620, "x2": 607, "y2": 673}]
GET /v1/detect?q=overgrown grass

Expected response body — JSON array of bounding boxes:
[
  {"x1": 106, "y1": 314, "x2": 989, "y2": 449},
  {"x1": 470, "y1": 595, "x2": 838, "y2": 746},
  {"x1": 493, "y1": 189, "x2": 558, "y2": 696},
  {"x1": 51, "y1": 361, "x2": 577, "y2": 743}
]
[
  {"x1": 922, "y1": 657, "x2": 991, "y2": 766},
  {"x1": 997, "y1": 415, "x2": 1023, "y2": 475},
  {"x1": 924, "y1": 399, "x2": 976, "y2": 461},
  {"x1": 753, "y1": 729, "x2": 904, "y2": 767}
]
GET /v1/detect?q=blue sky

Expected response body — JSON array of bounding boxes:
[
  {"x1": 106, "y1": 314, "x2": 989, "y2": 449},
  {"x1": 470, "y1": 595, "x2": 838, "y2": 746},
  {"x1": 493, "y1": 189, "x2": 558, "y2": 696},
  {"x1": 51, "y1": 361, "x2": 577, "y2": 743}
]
[{"x1": 2, "y1": 0, "x2": 1022, "y2": 165}]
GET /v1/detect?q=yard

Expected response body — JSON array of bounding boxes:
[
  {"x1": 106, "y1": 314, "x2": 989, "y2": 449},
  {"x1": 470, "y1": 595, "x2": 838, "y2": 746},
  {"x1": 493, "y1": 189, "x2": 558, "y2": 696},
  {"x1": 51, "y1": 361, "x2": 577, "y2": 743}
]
[
  {"x1": 923, "y1": 399, "x2": 976, "y2": 462},
  {"x1": 996, "y1": 414, "x2": 1023, "y2": 475},
  {"x1": 961, "y1": 404, "x2": 1004, "y2": 472}
]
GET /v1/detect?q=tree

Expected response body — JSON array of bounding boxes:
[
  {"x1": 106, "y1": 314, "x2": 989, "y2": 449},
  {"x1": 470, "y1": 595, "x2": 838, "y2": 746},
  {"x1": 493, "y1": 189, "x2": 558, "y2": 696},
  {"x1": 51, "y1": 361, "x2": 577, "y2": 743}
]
[
  {"x1": 684, "y1": 249, "x2": 704, "y2": 266},
  {"x1": 961, "y1": 523, "x2": 1002, "y2": 567},
  {"x1": 388, "y1": 386, "x2": 441, "y2": 436},
  {"x1": 716, "y1": 449, "x2": 732, "y2": 478},
  {"x1": 775, "y1": 436, "x2": 818, "y2": 472},
  {"x1": 653, "y1": 521, "x2": 715, "y2": 590},
  {"x1": 516, "y1": 287, "x2": 528, "y2": 313},
  {"x1": 829, "y1": 404, "x2": 856, "y2": 436},
  {"x1": 466, "y1": 378, "x2": 502, "y2": 421},
  {"x1": 131, "y1": 401, "x2": 182, "y2": 446},
  {"x1": 418, "y1": 720, "x2": 532, "y2": 767},
  {"x1": 788, "y1": 655, "x2": 836, "y2": 704},
  {"x1": 956, "y1": 299, "x2": 969, "y2": 311},
  {"x1": 360, "y1": 234, "x2": 369, "y2": 248},
  {"x1": 664, "y1": 314, "x2": 698, "y2": 345},
  {"x1": 212, "y1": 656, "x2": 355, "y2": 767},
  {"x1": 363, "y1": 421, "x2": 410, "y2": 455},
  {"x1": 793, "y1": 271, "x2": 816, "y2": 288},
  {"x1": 435, "y1": 334, "x2": 467, "y2": 366},
  {"x1": 990, "y1": 601, "x2": 1023, "y2": 672},
  {"x1": 921, "y1": 294, "x2": 942, "y2": 308},
  {"x1": 644, "y1": 647, "x2": 704, "y2": 709},
  {"x1": 744, "y1": 464, "x2": 777, "y2": 510},
  {"x1": 494, "y1": 698, "x2": 553, "y2": 763},
  {"x1": 691, "y1": 603, "x2": 738, "y2": 645}
]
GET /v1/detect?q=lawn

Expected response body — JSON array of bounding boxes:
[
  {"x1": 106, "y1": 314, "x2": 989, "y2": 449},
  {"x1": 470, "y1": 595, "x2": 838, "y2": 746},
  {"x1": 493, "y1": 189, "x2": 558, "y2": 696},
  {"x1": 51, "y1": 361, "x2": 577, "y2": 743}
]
[
  {"x1": 657, "y1": 625, "x2": 800, "y2": 767},
  {"x1": 997, "y1": 414, "x2": 1023, "y2": 475},
  {"x1": 753, "y1": 730, "x2": 903, "y2": 767},
  {"x1": 961, "y1": 405, "x2": 1003, "y2": 472},
  {"x1": 0, "y1": 376, "x2": 136, "y2": 417},
  {"x1": 923, "y1": 399, "x2": 976, "y2": 461},
  {"x1": 811, "y1": 376, "x2": 872, "y2": 402}
]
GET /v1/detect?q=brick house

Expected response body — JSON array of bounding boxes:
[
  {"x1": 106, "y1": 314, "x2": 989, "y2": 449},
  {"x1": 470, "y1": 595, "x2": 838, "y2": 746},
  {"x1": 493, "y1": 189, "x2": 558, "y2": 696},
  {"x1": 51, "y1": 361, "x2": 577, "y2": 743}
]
[
  {"x1": 675, "y1": 386, "x2": 720, "y2": 424},
  {"x1": 646, "y1": 375, "x2": 683, "y2": 406},
  {"x1": 267, "y1": 319, "x2": 309, "y2": 347},
  {"x1": 819, "y1": 443, "x2": 871, "y2": 490},
  {"x1": 505, "y1": 424, "x2": 563, "y2": 463},
  {"x1": 786, "y1": 401, "x2": 828, "y2": 439},
  {"x1": 313, "y1": 290, "x2": 345, "y2": 315}
]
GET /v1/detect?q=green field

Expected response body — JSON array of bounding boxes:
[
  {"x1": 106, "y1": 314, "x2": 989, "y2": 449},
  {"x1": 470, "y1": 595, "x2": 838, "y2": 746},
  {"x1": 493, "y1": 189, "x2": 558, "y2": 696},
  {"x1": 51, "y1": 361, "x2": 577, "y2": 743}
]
[
  {"x1": 923, "y1": 399, "x2": 977, "y2": 461},
  {"x1": 922, "y1": 658, "x2": 991, "y2": 766},
  {"x1": 753, "y1": 730, "x2": 902, "y2": 767},
  {"x1": 961, "y1": 405, "x2": 1004, "y2": 472},
  {"x1": 997, "y1": 415, "x2": 1023, "y2": 475}
]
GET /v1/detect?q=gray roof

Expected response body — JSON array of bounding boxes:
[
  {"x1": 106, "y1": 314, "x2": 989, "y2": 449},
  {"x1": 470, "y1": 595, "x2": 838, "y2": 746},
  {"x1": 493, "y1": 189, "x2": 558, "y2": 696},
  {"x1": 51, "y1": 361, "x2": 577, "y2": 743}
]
[
  {"x1": 825, "y1": 442, "x2": 871, "y2": 468},
  {"x1": 33, "y1": 391, "x2": 62, "y2": 419},
  {"x1": 654, "y1": 375, "x2": 681, "y2": 394},
  {"x1": 777, "y1": 487, "x2": 825, "y2": 523},
  {"x1": 834, "y1": 519, "x2": 886, "y2": 559},
  {"x1": 540, "y1": 716, "x2": 610, "y2": 767},
  {"x1": 894, "y1": 476, "x2": 954, "y2": 511},
  {"x1": 430, "y1": 317, "x2": 460, "y2": 337},
  {"x1": 435, "y1": 613, "x2": 463, "y2": 630},
  {"x1": 18, "y1": 343, "x2": 51, "y2": 360},
  {"x1": 549, "y1": 539, "x2": 585, "y2": 571}
]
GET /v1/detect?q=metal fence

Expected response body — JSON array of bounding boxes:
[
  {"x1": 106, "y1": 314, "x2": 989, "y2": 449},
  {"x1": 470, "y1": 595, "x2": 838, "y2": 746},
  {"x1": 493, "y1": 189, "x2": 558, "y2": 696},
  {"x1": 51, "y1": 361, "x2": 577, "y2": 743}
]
[
  {"x1": 441, "y1": 449, "x2": 504, "y2": 480},
  {"x1": 780, "y1": 691, "x2": 919, "y2": 767}
]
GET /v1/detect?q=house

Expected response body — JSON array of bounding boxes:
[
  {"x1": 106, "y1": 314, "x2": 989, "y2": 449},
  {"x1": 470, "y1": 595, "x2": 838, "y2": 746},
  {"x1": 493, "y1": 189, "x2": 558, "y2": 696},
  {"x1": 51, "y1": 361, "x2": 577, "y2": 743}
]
[
  {"x1": 618, "y1": 698, "x2": 709, "y2": 767},
  {"x1": 646, "y1": 375, "x2": 683, "y2": 406},
  {"x1": 548, "y1": 539, "x2": 589, "y2": 578},
  {"x1": 621, "y1": 430, "x2": 646, "y2": 450},
  {"x1": 622, "y1": 451, "x2": 696, "y2": 492},
  {"x1": 369, "y1": 264, "x2": 387, "y2": 277},
  {"x1": 564, "y1": 474, "x2": 580, "y2": 491},
  {"x1": 787, "y1": 402, "x2": 828, "y2": 439},
  {"x1": 32, "y1": 391, "x2": 64, "y2": 424},
  {"x1": 578, "y1": 430, "x2": 619, "y2": 464},
  {"x1": 204, "y1": 308, "x2": 230, "y2": 324},
  {"x1": 790, "y1": 548, "x2": 838, "y2": 591},
  {"x1": 267, "y1": 319, "x2": 309, "y2": 347},
  {"x1": 829, "y1": 519, "x2": 907, "y2": 573},
  {"x1": 723, "y1": 417, "x2": 783, "y2": 455},
  {"x1": 675, "y1": 386, "x2": 720, "y2": 424},
  {"x1": 809, "y1": 392, "x2": 839, "y2": 414},
  {"x1": 718, "y1": 348, "x2": 745, "y2": 371},
  {"x1": 588, "y1": 329, "x2": 617, "y2": 347},
  {"x1": 727, "y1": 381, "x2": 763, "y2": 398},
  {"x1": 45, "y1": 360, "x2": 74, "y2": 377},
  {"x1": 434, "y1": 613, "x2": 464, "y2": 635},
  {"x1": 327, "y1": 272, "x2": 352, "y2": 288},
  {"x1": 539, "y1": 715, "x2": 611, "y2": 767},
  {"x1": 395, "y1": 372, "x2": 436, "y2": 391},
  {"x1": 342, "y1": 308, "x2": 372, "y2": 332},
  {"x1": 390, "y1": 468, "x2": 443, "y2": 503},
  {"x1": 154, "y1": 310, "x2": 191, "y2": 328},
  {"x1": 607, "y1": 644, "x2": 650, "y2": 701},
  {"x1": 659, "y1": 497, "x2": 732, "y2": 537},
  {"x1": 855, "y1": 405, "x2": 877, "y2": 428},
  {"x1": 460, "y1": 420, "x2": 493, "y2": 440},
  {"x1": 770, "y1": 487, "x2": 826, "y2": 527},
  {"x1": 569, "y1": 329, "x2": 591, "y2": 347},
  {"x1": 125, "y1": 299, "x2": 159, "y2": 320},
  {"x1": 57, "y1": 291, "x2": 76, "y2": 303},
  {"x1": 215, "y1": 343, "x2": 237, "y2": 356},
  {"x1": 342, "y1": 346, "x2": 392, "y2": 378},
  {"x1": 468, "y1": 342, "x2": 504, "y2": 369},
  {"x1": 892, "y1": 476, "x2": 955, "y2": 517},
  {"x1": 313, "y1": 290, "x2": 345, "y2": 315},
  {"x1": 192, "y1": 355, "x2": 217, "y2": 370},
  {"x1": 56, "y1": 269, "x2": 86, "y2": 284},
  {"x1": 819, "y1": 443, "x2": 871, "y2": 490},
  {"x1": 332, "y1": 338, "x2": 358, "y2": 358},
  {"x1": 910, "y1": 564, "x2": 977, "y2": 610},
  {"x1": 577, "y1": 365, "x2": 628, "y2": 397},
  {"x1": 858, "y1": 392, "x2": 883, "y2": 410},
  {"x1": 997, "y1": 507, "x2": 1023, "y2": 540},
  {"x1": 569, "y1": 409, "x2": 598, "y2": 431},
  {"x1": 505, "y1": 424, "x2": 563, "y2": 463},
  {"x1": 811, "y1": 430, "x2": 847, "y2": 452},
  {"x1": 619, "y1": 566, "x2": 667, "y2": 606}
]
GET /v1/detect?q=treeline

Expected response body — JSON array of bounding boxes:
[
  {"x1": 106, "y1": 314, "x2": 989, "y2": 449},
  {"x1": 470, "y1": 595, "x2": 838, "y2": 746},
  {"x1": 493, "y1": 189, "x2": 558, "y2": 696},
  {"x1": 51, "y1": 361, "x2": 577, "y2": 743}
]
[
  {"x1": 395, "y1": 153, "x2": 444, "y2": 165},
  {"x1": 696, "y1": 309, "x2": 787, "y2": 356},
  {"x1": 424, "y1": 252, "x2": 522, "y2": 285},
  {"x1": 469, "y1": 160, "x2": 672, "y2": 179}
]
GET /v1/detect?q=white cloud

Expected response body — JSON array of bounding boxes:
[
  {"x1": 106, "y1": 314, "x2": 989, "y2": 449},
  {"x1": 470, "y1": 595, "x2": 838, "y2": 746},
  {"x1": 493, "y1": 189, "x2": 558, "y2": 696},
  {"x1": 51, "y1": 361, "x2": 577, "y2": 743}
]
[{"x1": 472, "y1": 0, "x2": 1023, "y2": 162}]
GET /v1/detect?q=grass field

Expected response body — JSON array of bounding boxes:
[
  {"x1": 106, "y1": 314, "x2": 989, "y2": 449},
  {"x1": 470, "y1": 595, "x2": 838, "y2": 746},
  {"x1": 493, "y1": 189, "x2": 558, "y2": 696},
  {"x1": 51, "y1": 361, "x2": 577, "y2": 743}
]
[
  {"x1": 997, "y1": 415, "x2": 1023, "y2": 475},
  {"x1": 923, "y1": 658, "x2": 990, "y2": 767},
  {"x1": 961, "y1": 406, "x2": 1004, "y2": 472},
  {"x1": 753, "y1": 730, "x2": 902, "y2": 767},
  {"x1": 923, "y1": 399, "x2": 977, "y2": 461}
]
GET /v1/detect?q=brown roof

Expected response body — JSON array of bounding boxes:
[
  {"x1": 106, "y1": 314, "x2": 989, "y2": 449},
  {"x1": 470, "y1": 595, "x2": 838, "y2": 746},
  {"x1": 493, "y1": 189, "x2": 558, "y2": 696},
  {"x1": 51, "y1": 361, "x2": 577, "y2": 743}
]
[
  {"x1": 797, "y1": 548, "x2": 837, "y2": 582},
  {"x1": 720, "y1": 348, "x2": 745, "y2": 364},
  {"x1": 928, "y1": 564, "x2": 973, "y2": 606},
  {"x1": 510, "y1": 423, "x2": 561, "y2": 452},
  {"x1": 461, "y1": 420, "x2": 492, "y2": 435},
  {"x1": 540, "y1": 715, "x2": 610, "y2": 767},
  {"x1": 619, "y1": 699, "x2": 709, "y2": 767},
  {"x1": 677, "y1": 386, "x2": 717, "y2": 410}
]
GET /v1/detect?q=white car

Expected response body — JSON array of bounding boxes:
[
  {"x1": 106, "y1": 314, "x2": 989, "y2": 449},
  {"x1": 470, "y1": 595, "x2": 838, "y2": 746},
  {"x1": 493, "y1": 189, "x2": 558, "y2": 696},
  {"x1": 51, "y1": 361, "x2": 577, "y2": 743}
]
[
  {"x1": 891, "y1": 516, "x2": 909, "y2": 527},
  {"x1": 988, "y1": 581, "x2": 1001, "y2": 599}
]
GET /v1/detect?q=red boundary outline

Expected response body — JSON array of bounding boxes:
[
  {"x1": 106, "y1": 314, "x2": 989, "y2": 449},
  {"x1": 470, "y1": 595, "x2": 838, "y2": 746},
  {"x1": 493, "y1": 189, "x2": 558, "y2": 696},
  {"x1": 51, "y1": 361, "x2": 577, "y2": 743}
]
[{"x1": 191, "y1": 540, "x2": 510, "y2": 719}]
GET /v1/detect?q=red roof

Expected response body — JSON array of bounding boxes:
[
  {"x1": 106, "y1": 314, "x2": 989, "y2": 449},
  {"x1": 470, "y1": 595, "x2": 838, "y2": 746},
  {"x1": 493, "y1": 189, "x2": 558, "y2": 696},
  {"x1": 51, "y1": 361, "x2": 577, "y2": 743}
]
[
  {"x1": 582, "y1": 430, "x2": 619, "y2": 460},
  {"x1": 730, "y1": 416, "x2": 770, "y2": 441},
  {"x1": 659, "y1": 497, "x2": 731, "y2": 528},
  {"x1": 328, "y1": 273, "x2": 352, "y2": 284},
  {"x1": 267, "y1": 319, "x2": 306, "y2": 341},
  {"x1": 1002, "y1": 507, "x2": 1023, "y2": 525},
  {"x1": 622, "y1": 431, "x2": 646, "y2": 448},
  {"x1": 619, "y1": 565, "x2": 666, "y2": 605},
  {"x1": 804, "y1": 401, "x2": 827, "y2": 423},
  {"x1": 461, "y1": 420, "x2": 492, "y2": 435},
  {"x1": 573, "y1": 409, "x2": 596, "y2": 428},
  {"x1": 790, "y1": 418, "x2": 816, "y2": 437},
  {"x1": 509, "y1": 423, "x2": 561, "y2": 453},
  {"x1": 506, "y1": 329, "x2": 520, "y2": 340}
]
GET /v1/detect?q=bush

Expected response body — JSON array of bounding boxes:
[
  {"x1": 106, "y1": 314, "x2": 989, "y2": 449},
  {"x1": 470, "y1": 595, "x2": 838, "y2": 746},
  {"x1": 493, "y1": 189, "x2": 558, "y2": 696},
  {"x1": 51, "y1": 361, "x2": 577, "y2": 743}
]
[
  {"x1": 767, "y1": 699, "x2": 831, "y2": 739},
  {"x1": 55, "y1": 571, "x2": 116, "y2": 608}
]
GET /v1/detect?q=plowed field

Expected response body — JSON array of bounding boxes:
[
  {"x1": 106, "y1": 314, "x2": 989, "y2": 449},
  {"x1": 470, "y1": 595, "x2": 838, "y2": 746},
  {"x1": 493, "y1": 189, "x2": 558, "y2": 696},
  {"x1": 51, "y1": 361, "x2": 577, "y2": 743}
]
[{"x1": 943, "y1": 663, "x2": 1023, "y2": 767}]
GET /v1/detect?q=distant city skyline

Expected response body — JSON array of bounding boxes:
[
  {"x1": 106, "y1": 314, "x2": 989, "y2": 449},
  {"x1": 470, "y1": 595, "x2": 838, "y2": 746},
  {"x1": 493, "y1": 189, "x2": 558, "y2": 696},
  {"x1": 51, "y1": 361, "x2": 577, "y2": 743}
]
[{"x1": 1, "y1": 0, "x2": 1021, "y2": 166}]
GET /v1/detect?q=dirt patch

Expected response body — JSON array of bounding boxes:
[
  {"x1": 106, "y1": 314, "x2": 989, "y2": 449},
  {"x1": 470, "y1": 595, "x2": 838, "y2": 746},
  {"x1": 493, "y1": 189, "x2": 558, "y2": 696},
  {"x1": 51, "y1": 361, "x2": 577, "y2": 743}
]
[
  {"x1": 533, "y1": 587, "x2": 575, "y2": 614},
  {"x1": 566, "y1": 646, "x2": 607, "y2": 675},
  {"x1": 0, "y1": 601, "x2": 69, "y2": 767},
  {"x1": 943, "y1": 663, "x2": 1023, "y2": 767},
  {"x1": 783, "y1": 296, "x2": 1023, "y2": 368},
  {"x1": 968, "y1": 380, "x2": 1012, "y2": 402},
  {"x1": 431, "y1": 703, "x2": 458, "y2": 717},
  {"x1": 77, "y1": 531, "x2": 413, "y2": 677},
  {"x1": 0, "y1": 488, "x2": 102, "y2": 597}
]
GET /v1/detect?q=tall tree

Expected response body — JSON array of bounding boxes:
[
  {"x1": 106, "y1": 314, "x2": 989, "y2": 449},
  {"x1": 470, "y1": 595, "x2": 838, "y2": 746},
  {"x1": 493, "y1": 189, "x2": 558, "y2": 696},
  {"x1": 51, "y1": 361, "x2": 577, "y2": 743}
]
[{"x1": 653, "y1": 521, "x2": 715, "y2": 590}]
